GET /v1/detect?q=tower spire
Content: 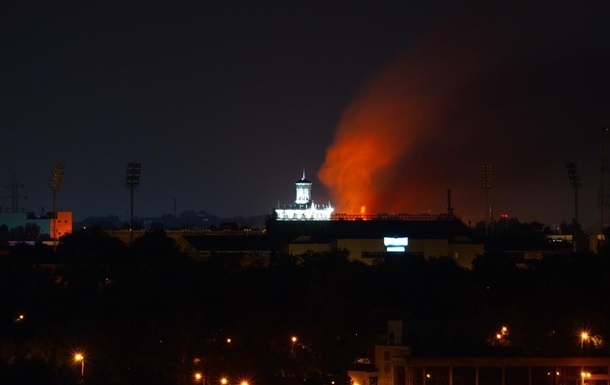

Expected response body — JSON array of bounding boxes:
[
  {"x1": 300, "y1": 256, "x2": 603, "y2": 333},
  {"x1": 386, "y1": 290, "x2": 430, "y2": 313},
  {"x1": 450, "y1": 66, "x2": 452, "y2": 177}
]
[{"x1": 302, "y1": 167, "x2": 306, "y2": 180}]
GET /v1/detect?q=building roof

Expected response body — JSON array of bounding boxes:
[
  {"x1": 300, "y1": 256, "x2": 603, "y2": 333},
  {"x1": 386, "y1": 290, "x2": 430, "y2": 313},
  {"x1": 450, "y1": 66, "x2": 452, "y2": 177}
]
[
  {"x1": 266, "y1": 216, "x2": 474, "y2": 241},
  {"x1": 183, "y1": 233, "x2": 275, "y2": 252}
]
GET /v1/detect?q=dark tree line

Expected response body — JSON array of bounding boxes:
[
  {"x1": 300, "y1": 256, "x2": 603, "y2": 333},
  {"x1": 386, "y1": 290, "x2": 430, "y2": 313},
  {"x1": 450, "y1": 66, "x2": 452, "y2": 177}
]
[{"x1": 1, "y1": 228, "x2": 610, "y2": 385}]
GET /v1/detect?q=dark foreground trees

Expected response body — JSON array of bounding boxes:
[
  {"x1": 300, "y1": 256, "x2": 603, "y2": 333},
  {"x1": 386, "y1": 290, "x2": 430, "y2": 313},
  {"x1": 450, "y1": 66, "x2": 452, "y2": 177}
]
[{"x1": 1, "y1": 230, "x2": 610, "y2": 384}]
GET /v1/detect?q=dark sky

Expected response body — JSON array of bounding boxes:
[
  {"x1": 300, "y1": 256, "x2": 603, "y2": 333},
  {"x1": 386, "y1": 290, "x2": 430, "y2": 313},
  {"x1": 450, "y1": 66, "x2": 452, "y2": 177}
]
[{"x1": 2, "y1": 1, "x2": 610, "y2": 231}]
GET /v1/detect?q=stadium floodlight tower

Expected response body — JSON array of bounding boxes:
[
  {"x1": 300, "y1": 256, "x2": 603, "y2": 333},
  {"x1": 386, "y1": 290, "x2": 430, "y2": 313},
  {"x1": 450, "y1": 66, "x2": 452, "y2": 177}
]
[
  {"x1": 599, "y1": 127, "x2": 610, "y2": 234},
  {"x1": 566, "y1": 162, "x2": 582, "y2": 225},
  {"x1": 479, "y1": 165, "x2": 493, "y2": 235},
  {"x1": 49, "y1": 164, "x2": 65, "y2": 240},
  {"x1": 125, "y1": 162, "x2": 141, "y2": 229}
]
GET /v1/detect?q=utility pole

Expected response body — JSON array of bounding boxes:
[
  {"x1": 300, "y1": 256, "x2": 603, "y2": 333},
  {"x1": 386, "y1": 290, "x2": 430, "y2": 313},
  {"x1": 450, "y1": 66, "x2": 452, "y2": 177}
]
[{"x1": 3, "y1": 174, "x2": 27, "y2": 213}]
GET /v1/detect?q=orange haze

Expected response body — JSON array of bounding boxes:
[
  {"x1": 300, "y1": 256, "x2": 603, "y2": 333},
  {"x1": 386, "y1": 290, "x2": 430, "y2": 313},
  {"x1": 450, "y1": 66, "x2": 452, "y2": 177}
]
[
  {"x1": 318, "y1": 6, "x2": 491, "y2": 216},
  {"x1": 317, "y1": 2, "x2": 599, "y2": 223}
]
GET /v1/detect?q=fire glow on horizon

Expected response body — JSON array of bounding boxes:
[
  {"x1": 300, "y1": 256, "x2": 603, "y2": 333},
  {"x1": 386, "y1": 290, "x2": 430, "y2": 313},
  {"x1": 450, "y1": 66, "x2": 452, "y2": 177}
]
[{"x1": 316, "y1": 3, "x2": 587, "y2": 221}]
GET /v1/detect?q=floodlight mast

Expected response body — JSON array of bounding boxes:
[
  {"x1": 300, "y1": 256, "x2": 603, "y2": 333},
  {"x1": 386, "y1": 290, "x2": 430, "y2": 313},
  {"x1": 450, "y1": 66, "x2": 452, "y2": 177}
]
[
  {"x1": 125, "y1": 162, "x2": 141, "y2": 229},
  {"x1": 49, "y1": 164, "x2": 65, "y2": 241},
  {"x1": 479, "y1": 165, "x2": 493, "y2": 235},
  {"x1": 566, "y1": 162, "x2": 582, "y2": 225},
  {"x1": 600, "y1": 127, "x2": 610, "y2": 235}
]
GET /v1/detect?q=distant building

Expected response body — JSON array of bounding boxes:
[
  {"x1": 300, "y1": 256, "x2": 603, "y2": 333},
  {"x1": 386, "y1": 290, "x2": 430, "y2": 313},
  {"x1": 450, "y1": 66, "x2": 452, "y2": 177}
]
[
  {"x1": 267, "y1": 214, "x2": 483, "y2": 268},
  {"x1": 348, "y1": 321, "x2": 610, "y2": 385},
  {"x1": 0, "y1": 211, "x2": 72, "y2": 241},
  {"x1": 274, "y1": 171, "x2": 334, "y2": 221}
]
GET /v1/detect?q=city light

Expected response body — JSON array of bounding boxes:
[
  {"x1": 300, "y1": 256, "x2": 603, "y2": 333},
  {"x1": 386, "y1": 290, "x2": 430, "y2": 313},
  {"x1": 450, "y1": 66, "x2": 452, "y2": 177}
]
[
  {"x1": 580, "y1": 330, "x2": 591, "y2": 353},
  {"x1": 73, "y1": 352, "x2": 84, "y2": 378},
  {"x1": 220, "y1": 377, "x2": 228, "y2": 385}
]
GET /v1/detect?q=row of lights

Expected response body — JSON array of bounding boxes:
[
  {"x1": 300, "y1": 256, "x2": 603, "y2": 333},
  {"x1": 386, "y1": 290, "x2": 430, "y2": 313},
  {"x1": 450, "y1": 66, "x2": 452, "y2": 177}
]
[
  {"x1": 66, "y1": 332, "x2": 599, "y2": 383},
  {"x1": 194, "y1": 373, "x2": 249, "y2": 385},
  {"x1": 69, "y1": 335, "x2": 299, "y2": 382},
  {"x1": 193, "y1": 336, "x2": 298, "y2": 385}
]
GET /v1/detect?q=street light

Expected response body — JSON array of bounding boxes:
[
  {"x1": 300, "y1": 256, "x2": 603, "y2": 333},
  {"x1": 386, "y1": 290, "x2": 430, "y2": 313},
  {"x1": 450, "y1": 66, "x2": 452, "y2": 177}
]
[
  {"x1": 581, "y1": 371, "x2": 591, "y2": 385},
  {"x1": 194, "y1": 372, "x2": 204, "y2": 385},
  {"x1": 74, "y1": 352, "x2": 84, "y2": 381},
  {"x1": 220, "y1": 377, "x2": 228, "y2": 385},
  {"x1": 581, "y1": 331, "x2": 590, "y2": 353},
  {"x1": 290, "y1": 335, "x2": 298, "y2": 356}
]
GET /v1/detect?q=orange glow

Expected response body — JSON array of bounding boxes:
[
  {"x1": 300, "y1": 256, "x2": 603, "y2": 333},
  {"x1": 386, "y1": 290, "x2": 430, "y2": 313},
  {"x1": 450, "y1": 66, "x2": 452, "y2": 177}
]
[
  {"x1": 317, "y1": 28, "x2": 464, "y2": 215},
  {"x1": 317, "y1": 5, "x2": 540, "y2": 222}
]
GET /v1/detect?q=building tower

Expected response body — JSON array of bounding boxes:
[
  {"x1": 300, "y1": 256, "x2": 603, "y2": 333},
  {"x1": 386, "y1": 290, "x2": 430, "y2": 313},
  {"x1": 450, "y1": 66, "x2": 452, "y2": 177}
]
[
  {"x1": 479, "y1": 165, "x2": 493, "y2": 235},
  {"x1": 275, "y1": 171, "x2": 334, "y2": 221},
  {"x1": 295, "y1": 170, "x2": 312, "y2": 204}
]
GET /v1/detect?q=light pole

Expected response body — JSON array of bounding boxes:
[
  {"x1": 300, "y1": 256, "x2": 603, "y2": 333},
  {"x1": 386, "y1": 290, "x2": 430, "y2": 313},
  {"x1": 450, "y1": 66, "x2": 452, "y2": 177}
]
[
  {"x1": 125, "y1": 162, "x2": 141, "y2": 230},
  {"x1": 580, "y1": 331, "x2": 589, "y2": 355},
  {"x1": 74, "y1": 352, "x2": 84, "y2": 382},
  {"x1": 567, "y1": 163, "x2": 582, "y2": 223},
  {"x1": 479, "y1": 165, "x2": 493, "y2": 235},
  {"x1": 290, "y1": 335, "x2": 297, "y2": 356},
  {"x1": 195, "y1": 372, "x2": 205, "y2": 385},
  {"x1": 49, "y1": 164, "x2": 65, "y2": 247}
]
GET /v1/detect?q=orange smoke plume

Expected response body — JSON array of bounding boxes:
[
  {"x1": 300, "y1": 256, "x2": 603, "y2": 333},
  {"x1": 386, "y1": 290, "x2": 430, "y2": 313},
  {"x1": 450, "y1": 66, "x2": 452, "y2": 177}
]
[
  {"x1": 318, "y1": 31, "x2": 463, "y2": 214},
  {"x1": 318, "y1": 3, "x2": 528, "y2": 217},
  {"x1": 319, "y1": 1, "x2": 610, "y2": 225}
]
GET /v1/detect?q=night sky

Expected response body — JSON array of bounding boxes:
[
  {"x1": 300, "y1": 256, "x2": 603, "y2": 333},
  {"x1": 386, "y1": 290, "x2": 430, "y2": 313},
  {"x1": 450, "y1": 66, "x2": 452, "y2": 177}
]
[{"x1": 2, "y1": 1, "x2": 610, "y2": 231}]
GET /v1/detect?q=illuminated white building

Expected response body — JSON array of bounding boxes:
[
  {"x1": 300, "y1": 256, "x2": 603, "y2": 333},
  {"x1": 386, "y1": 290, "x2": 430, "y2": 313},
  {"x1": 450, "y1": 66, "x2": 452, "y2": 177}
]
[{"x1": 275, "y1": 172, "x2": 334, "y2": 221}]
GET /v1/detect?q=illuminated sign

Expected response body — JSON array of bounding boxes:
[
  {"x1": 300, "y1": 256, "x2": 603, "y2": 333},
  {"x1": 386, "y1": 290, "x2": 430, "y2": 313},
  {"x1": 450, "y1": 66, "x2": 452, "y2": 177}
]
[{"x1": 384, "y1": 237, "x2": 408, "y2": 253}]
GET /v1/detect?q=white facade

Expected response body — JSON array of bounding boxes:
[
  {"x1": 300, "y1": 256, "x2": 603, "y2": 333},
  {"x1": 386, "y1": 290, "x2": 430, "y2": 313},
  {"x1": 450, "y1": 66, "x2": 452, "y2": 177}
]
[{"x1": 275, "y1": 172, "x2": 334, "y2": 221}]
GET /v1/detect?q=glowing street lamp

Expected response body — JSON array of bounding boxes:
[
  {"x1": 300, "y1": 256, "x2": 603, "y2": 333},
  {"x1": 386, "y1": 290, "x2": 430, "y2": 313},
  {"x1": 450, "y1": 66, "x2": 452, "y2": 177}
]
[
  {"x1": 220, "y1": 377, "x2": 228, "y2": 385},
  {"x1": 74, "y1": 352, "x2": 84, "y2": 380},
  {"x1": 290, "y1": 335, "x2": 298, "y2": 356},
  {"x1": 194, "y1": 372, "x2": 204, "y2": 385},
  {"x1": 581, "y1": 371, "x2": 591, "y2": 385},
  {"x1": 581, "y1": 331, "x2": 590, "y2": 353}
]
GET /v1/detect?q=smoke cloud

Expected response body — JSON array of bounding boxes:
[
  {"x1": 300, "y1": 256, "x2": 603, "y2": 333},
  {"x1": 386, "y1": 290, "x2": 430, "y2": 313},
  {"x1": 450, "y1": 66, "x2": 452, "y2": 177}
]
[{"x1": 318, "y1": 2, "x2": 610, "y2": 226}]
